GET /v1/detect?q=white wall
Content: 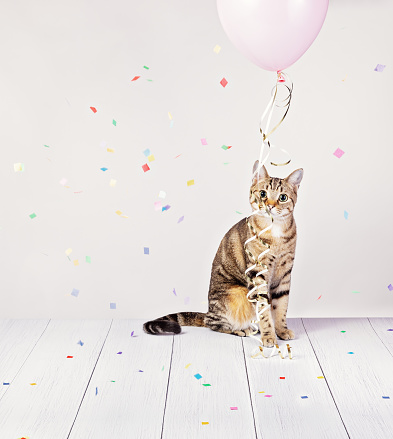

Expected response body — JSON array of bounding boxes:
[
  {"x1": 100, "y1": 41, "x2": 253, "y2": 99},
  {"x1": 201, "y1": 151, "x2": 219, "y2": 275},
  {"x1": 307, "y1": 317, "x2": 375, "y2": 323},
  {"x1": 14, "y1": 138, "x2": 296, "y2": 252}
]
[{"x1": 1, "y1": 0, "x2": 392, "y2": 318}]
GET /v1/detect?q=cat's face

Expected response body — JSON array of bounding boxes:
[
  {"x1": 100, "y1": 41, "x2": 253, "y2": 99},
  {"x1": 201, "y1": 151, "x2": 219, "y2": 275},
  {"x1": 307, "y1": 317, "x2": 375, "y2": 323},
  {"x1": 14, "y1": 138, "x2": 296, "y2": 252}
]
[{"x1": 249, "y1": 162, "x2": 303, "y2": 219}]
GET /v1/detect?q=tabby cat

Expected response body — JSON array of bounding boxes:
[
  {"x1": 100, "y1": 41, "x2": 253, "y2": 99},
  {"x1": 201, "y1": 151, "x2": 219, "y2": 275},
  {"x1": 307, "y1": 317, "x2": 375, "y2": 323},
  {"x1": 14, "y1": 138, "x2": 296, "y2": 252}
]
[{"x1": 143, "y1": 161, "x2": 303, "y2": 346}]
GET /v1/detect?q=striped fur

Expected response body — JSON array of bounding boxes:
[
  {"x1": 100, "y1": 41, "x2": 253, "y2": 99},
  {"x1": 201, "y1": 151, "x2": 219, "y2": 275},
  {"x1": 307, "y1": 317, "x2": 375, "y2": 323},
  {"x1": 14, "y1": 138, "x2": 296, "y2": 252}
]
[{"x1": 143, "y1": 162, "x2": 303, "y2": 346}]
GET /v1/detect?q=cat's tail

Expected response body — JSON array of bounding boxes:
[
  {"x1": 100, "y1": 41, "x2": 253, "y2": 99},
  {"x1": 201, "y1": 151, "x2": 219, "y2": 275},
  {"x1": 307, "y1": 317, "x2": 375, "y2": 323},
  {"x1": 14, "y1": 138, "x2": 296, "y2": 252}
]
[{"x1": 143, "y1": 312, "x2": 206, "y2": 335}]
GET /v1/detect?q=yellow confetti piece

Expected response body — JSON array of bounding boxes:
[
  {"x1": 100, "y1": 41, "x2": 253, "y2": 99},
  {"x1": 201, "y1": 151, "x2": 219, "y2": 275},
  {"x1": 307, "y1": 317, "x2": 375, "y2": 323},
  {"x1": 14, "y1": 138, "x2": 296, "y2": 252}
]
[
  {"x1": 115, "y1": 210, "x2": 123, "y2": 216},
  {"x1": 148, "y1": 154, "x2": 155, "y2": 162},
  {"x1": 14, "y1": 163, "x2": 24, "y2": 172},
  {"x1": 74, "y1": 260, "x2": 79, "y2": 266},
  {"x1": 110, "y1": 179, "x2": 117, "y2": 187},
  {"x1": 185, "y1": 363, "x2": 191, "y2": 369},
  {"x1": 187, "y1": 179, "x2": 194, "y2": 186},
  {"x1": 30, "y1": 383, "x2": 37, "y2": 385},
  {"x1": 168, "y1": 112, "x2": 173, "y2": 120},
  {"x1": 201, "y1": 422, "x2": 209, "y2": 425},
  {"x1": 258, "y1": 391, "x2": 265, "y2": 393},
  {"x1": 65, "y1": 248, "x2": 72, "y2": 256},
  {"x1": 213, "y1": 45, "x2": 221, "y2": 54},
  {"x1": 107, "y1": 148, "x2": 114, "y2": 153},
  {"x1": 317, "y1": 376, "x2": 324, "y2": 379}
]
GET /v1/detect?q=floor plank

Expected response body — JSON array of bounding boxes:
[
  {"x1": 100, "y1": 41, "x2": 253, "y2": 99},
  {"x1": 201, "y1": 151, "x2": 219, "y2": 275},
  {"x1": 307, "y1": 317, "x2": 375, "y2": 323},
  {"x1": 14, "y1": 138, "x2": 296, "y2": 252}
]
[
  {"x1": 162, "y1": 326, "x2": 257, "y2": 439},
  {"x1": 0, "y1": 320, "x2": 111, "y2": 439},
  {"x1": 0, "y1": 319, "x2": 50, "y2": 399},
  {"x1": 68, "y1": 320, "x2": 173, "y2": 439},
  {"x1": 368, "y1": 318, "x2": 393, "y2": 356},
  {"x1": 303, "y1": 318, "x2": 393, "y2": 439},
  {"x1": 243, "y1": 318, "x2": 348, "y2": 439}
]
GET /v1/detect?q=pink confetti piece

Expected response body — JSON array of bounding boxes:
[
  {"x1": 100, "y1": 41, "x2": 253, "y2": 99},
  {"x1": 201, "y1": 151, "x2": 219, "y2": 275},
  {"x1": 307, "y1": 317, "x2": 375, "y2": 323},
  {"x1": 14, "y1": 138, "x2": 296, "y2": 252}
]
[
  {"x1": 201, "y1": 138, "x2": 207, "y2": 145},
  {"x1": 184, "y1": 297, "x2": 190, "y2": 305},
  {"x1": 230, "y1": 407, "x2": 238, "y2": 410},
  {"x1": 264, "y1": 395, "x2": 273, "y2": 398},
  {"x1": 174, "y1": 154, "x2": 182, "y2": 159},
  {"x1": 154, "y1": 201, "x2": 162, "y2": 211},
  {"x1": 59, "y1": 178, "x2": 68, "y2": 186},
  {"x1": 90, "y1": 106, "x2": 97, "y2": 113},
  {"x1": 220, "y1": 78, "x2": 228, "y2": 88},
  {"x1": 333, "y1": 148, "x2": 345, "y2": 158},
  {"x1": 317, "y1": 295, "x2": 322, "y2": 300},
  {"x1": 142, "y1": 164, "x2": 150, "y2": 173},
  {"x1": 131, "y1": 76, "x2": 141, "y2": 81}
]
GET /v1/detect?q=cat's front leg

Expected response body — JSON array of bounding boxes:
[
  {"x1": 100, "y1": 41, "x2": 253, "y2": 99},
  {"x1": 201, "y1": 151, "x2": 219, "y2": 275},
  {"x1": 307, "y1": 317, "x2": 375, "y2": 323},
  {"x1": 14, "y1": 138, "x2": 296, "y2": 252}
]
[
  {"x1": 271, "y1": 293, "x2": 294, "y2": 340},
  {"x1": 258, "y1": 308, "x2": 277, "y2": 347}
]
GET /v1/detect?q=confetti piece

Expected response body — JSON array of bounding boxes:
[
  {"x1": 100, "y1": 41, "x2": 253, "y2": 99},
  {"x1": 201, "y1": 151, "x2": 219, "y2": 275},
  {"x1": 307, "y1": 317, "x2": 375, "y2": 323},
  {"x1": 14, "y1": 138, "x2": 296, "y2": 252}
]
[
  {"x1": 59, "y1": 178, "x2": 68, "y2": 186},
  {"x1": 220, "y1": 77, "x2": 228, "y2": 88},
  {"x1": 110, "y1": 179, "x2": 117, "y2": 187},
  {"x1": 235, "y1": 211, "x2": 242, "y2": 215},
  {"x1": 143, "y1": 149, "x2": 151, "y2": 157},
  {"x1": 382, "y1": 396, "x2": 390, "y2": 399},
  {"x1": 71, "y1": 288, "x2": 79, "y2": 297},
  {"x1": 202, "y1": 422, "x2": 209, "y2": 425},
  {"x1": 174, "y1": 154, "x2": 182, "y2": 159},
  {"x1": 73, "y1": 260, "x2": 79, "y2": 266},
  {"x1": 131, "y1": 76, "x2": 140, "y2": 81},
  {"x1": 348, "y1": 351, "x2": 354, "y2": 354},
  {"x1": 317, "y1": 295, "x2": 322, "y2": 300},
  {"x1": 341, "y1": 330, "x2": 346, "y2": 333},
  {"x1": 158, "y1": 191, "x2": 166, "y2": 199},
  {"x1": 173, "y1": 288, "x2": 177, "y2": 296},
  {"x1": 144, "y1": 247, "x2": 149, "y2": 255},
  {"x1": 194, "y1": 373, "x2": 202, "y2": 380},
  {"x1": 213, "y1": 45, "x2": 221, "y2": 54},
  {"x1": 201, "y1": 138, "x2": 207, "y2": 145},
  {"x1": 374, "y1": 64, "x2": 386, "y2": 72},
  {"x1": 112, "y1": 120, "x2": 117, "y2": 126},
  {"x1": 110, "y1": 302, "x2": 116, "y2": 310},
  {"x1": 3, "y1": 383, "x2": 10, "y2": 385},
  {"x1": 154, "y1": 201, "x2": 162, "y2": 211},
  {"x1": 143, "y1": 66, "x2": 149, "y2": 70},
  {"x1": 168, "y1": 112, "x2": 173, "y2": 120},
  {"x1": 107, "y1": 148, "x2": 114, "y2": 153},
  {"x1": 138, "y1": 370, "x2": 143, "y2": 373},
  {"x1": 29, "y1": 213, "x2": 37, "y2": 219},
  {"x1": 265, "y1": 395, "x2": 273, "y2": 398},
  {"x1": 65, "y1": 248, "x2": 72, "y2": 256},
  {"x1": 117, "y1": 352, "x2": 122, "y2": 355},
  {"x1": 78, "y1": 340, "x2": 84, "y2": 346},
  {"x1": 44, "y1": 145, "x2": 50, "y2": 148},
  {"x1": 185, "y1": 363, "x2": 191, "y2": 369},
  {"x1": 162, "y1": 366, "x2": 164, "y2": 371},
  {"x1": 86, "y1": 256, "x2": 91, "y2": 264},
  {"x1": 162, "y1": 205, "x2": 171, "y2": 212},
  {"x1": 387, "y1": 329, "x2": 393, "y2": 331},
  {"x1": 131, "y1": 331, "x2": 136, "y2": 337},
  {"x1": 111, "y1": 380, "x2": 116, "y2": 382},
  {"x1": 184, "y1": 297, "x2": 190, "y2": 305},
  {"x1": 352, "y1": 291, "x2": 360, "y2": 294},
  {"x1": 170, "y1": 120, "x2": 174, "y2": 128},
  {"x1": 100, "y1": 167, "x2": 108, "y2": 172},
  {"x1": 230, "y1": 407, "x2": 238, "y2": 410},
  {"x1": 344, "y1": 210, "x2": 349, "y2": 220},
  {"x1": 148, "y1": 154, "x2": 155, "y2": 162},
  {"x1": 67, "y1": 356, "x2": 73, "y2": 358},
  {"x1": 301, "y1": 396, "x2": 308, "y2": 399},
  {"x1": 142, "y1": 163, "x2": 150, "y2": 173},
  {"x1": 115, "y1": 210, "x2": 123, "y2": 216},
  {"x1": 187, "y1": 179, "x2": 194, "y2": 186},
  {"x1": 90, "y1": 107, "x2": 97, "y2": 113},
  {"x1": 388, "y1": 284, "x2": 393, "y2": 291},
  {"x1": 14, "y1": 163, "x2": 24, "y2": 172},
  {"x1": 317, "y1": 376, "x2": 324, "y2": 379},
  {"x1": 202, "y1": 384, "x2": 211, "y2": 387},
  {"x1": 96, "y1": 387, "x2": 98, "y2": 395},
  {"x1": 258, "y1": 391, "x2": 265, "y2": 393},
  {"x1": 177, "y1": 216, "x2": 184, "y2": 223},
  {"x1": 333, "y1": 148, "x2": 345, "y2": 158},
  {"x1": 279, "y1": 377, "x2": 285, "y2": 380},
  {"x1": 30, "y1": 383, "x2": 37, "y2": 385},
  {"x1": 221, "y1": 145, "x2": 232, "y2": 150}
]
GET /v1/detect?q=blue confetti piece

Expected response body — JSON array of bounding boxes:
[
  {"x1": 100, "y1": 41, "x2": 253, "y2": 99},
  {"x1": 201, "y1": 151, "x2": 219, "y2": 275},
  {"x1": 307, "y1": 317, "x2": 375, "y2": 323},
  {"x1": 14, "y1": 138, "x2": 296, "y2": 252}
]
[
  {"x1": 3, "y1": 383, "x2": 10, "y2": 385},
  {"x1": 374, "y1": 64, "x2": 386, "y2": 72},
  {"x1": 348, "y1": 352, "x2": 354, "y2": 354},
  {"x1": 301, "y1": 396, "x2": 308, "y2": 399},
  {"x1": 95, "y1": 387, "x2": 98, "y2": 395},
  {"x1": 143, "y1": 149, "x2": 151, "y2": 157},
  {"x1": 162, "y1": 205, "x2": 171, "y2": 212},
  {"x1": 77, "y1": 340, "x2": 84, "y2": 346},
  {"x1": 344, "y1": 210, "x2": 348, "y2": 220},
  {"x1": 382, "y1": 396, "x2": 390, "y2": 399},
  {"x1": 388, "y1": 284, "x2": 393, "y2": 292},
  {"x1": 100, "y1": 167, "x2": 108, "y2": 172},
  {"x1": 117, "y1": 352, "x2": 122, "y2": 355},
  {"x1": 144, "y1": 247, "x2": 149, "y2": 255},
  {"x1": 138, "y1": 370, "x2": 144, "y2": 372},
  {"x1": 194, "y1": 373, "x2": 202, "y2": 380},
  {"x1": 110, "y1": 302, "x2": 116, "y2": 310},
  {"x1": 71, "y1": 288, "x2": 80, "y2": 297}
]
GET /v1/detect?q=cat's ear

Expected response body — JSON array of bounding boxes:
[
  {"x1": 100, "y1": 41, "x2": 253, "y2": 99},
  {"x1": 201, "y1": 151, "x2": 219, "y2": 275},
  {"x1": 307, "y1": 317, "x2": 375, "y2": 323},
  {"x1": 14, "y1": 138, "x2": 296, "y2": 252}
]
[
  {"x1": 285, "y1": 168, "x2": 303, "y2": 189},
  {"x1": 252, "y1": 161, "x2": 269, "y2": 185}
]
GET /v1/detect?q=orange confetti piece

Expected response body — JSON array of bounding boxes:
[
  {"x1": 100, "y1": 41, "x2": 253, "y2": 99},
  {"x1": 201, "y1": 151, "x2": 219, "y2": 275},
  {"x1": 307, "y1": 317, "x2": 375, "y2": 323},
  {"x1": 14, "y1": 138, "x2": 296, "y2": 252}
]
[
  {"x1": 142, "y1": 164, "x2": 150, "y2": 173},
  {"x1": 131, "y1": 76, "x2": 140, "y2": 81},
  {"x1": 220, "y1": 78, "x2": 228, "y2": 88},
  {"x1": 90, "y1": 107, "x2": 97, "y2": 113}
]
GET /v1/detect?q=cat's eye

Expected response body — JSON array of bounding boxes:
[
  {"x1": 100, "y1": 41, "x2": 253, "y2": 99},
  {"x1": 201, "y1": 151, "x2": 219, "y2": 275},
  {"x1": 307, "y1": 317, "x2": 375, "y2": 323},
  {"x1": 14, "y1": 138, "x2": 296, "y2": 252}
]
[
  {"x1": 260, "y1": 190, "x2": 267, "y2": 199},
  {"x1": 279, "y1": 194, "x2": 288, "y2": 202}
]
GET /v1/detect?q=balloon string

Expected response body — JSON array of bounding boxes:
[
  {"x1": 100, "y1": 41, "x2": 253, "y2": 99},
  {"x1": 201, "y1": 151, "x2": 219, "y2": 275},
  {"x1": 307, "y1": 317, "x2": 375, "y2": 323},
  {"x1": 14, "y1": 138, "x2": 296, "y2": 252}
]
[{"x1": 246, "y1": 71, "x2": 293, "y2": 359}]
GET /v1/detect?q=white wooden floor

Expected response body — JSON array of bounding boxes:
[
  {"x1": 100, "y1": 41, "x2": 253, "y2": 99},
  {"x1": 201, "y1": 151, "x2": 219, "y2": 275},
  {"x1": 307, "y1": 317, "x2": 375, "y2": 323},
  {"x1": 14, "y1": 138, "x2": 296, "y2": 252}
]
[{"x1": 0, "y1": 318, "x2": 392, "y2": 439}]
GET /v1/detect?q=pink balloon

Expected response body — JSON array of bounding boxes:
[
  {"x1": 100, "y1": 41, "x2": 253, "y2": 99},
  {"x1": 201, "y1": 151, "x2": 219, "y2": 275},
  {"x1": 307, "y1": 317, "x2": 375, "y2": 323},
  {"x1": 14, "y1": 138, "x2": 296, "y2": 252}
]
[{"x1": 217, "y1": 0, "x2": 329, "y2": 72}]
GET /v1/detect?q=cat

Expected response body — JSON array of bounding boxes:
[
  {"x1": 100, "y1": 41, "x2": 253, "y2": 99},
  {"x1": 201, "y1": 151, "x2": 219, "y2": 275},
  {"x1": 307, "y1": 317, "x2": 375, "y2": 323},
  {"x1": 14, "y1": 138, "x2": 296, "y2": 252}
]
[{"x1": 143, "y1": 161, "x2": 303, "y2": 347}]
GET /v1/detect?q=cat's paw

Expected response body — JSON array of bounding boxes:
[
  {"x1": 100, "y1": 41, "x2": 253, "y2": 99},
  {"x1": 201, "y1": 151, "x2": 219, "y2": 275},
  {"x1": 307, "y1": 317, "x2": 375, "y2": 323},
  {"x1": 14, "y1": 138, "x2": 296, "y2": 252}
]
[
  {"x1": 261, "y1": 334, "x2": 277, "y2": 347},
  {"x1": 276, "y1": 328, "x2": 295, "y2": 340},
  {"x1": 233, "y1": 327, "x2": 255, "y2": 337}
]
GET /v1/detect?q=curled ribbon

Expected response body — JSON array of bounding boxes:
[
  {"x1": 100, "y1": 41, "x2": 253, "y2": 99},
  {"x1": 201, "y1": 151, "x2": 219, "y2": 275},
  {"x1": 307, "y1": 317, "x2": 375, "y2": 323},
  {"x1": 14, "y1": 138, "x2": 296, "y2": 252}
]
[{"x1": 246, "y1": 71, "x2": 294, "y2": 359}]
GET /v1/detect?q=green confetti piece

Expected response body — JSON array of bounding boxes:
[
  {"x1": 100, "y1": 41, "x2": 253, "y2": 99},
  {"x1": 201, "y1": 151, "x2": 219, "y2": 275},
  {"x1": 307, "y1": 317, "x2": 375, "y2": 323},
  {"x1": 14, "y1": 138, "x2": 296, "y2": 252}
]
[
  {"x1": 235, "y1": 211, "x2": 242, "y2": 215},
  {"x1": 223, "y1": 162, "x2": 230, "y2": 165},
  {"x1": 202, "y1": 384, "x2": 211, "y2": 387},
  {"x1": 221, "y1": 145, "x2": 229, "y2": 150},
  {"x1": 111, "y1": 380, "x2": 116, "y2": 382},
  {"x1": 352, "y1": 291, "x2": 360, "y2": 294},
  {"x1": 44, "y1": 144, "x2": 50, "y2": 148},
  {"x1": 341, "y1": 330, "x2": 346, "y2": 333},
  {"x1": 143, "y1": 66, "x2": 149, "y2": 70},
  {"x1": 161, "y1": 366, "x2": 164, "y2": 371},
  {"x1": 86, "y1": 256, "x2": 91, "y2": 264},
  {"x1": 29, "y1": 213, "x2": 37, "y2": 219},
  {"x1": 146, "y1": 79, "x2": 153, "y2": 82},
  {"x1": 112, "y1": 119, "x2": 117, "y2": 126}
]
